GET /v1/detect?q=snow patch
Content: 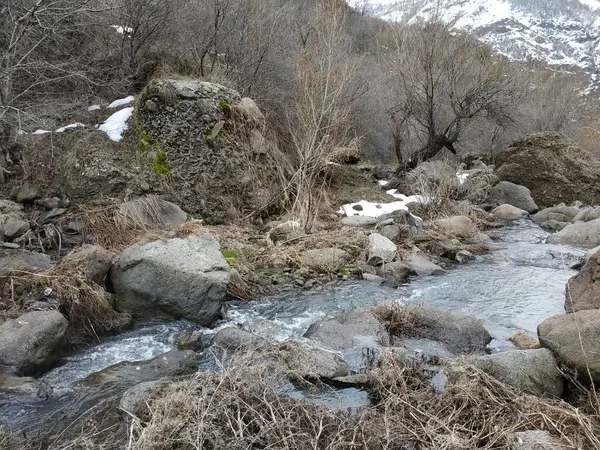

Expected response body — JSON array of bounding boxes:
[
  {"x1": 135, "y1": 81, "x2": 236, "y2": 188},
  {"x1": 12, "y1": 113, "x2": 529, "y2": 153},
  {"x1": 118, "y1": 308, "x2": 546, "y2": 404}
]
[
  {"x1": 99, "y1": 107, "x2": 134, "y2": 141},
  {"x1": 55, "y1": 122, "x2": 85, "y2": 133},
  {"x1": 339, "y1": 189, "x2": 426, "y2": 218},
  {"x1": 107, "y1": 95, "x2": 134, "y2": 109},
  {"x1": 32, "y1": 129, "x2": 51, "y2": 135},
  {"x1": 87, "y1": 104, "x2": 101, "y2": 111},
  {"x1": 111, "y1": 25, "x2": 133, "y2": 35},
  {"x1": 378, "y1": 180, "x2": 389, "y2": 186},
  {"x1": 457, "y1": 172, "x2": 470, "y2": 185}
]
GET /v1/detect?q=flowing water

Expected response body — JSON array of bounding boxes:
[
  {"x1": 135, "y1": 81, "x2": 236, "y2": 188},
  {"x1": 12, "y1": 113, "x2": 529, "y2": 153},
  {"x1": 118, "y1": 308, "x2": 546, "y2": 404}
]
[{"x1": 0, "y1": 220, "x2": 584, "y2": 432}]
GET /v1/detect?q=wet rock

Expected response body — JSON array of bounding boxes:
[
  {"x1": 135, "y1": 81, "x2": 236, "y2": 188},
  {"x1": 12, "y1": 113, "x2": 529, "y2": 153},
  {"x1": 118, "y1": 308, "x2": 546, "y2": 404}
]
[
  {"x1": 274, "y1": 341, "x2": 349, "y2": 380},
  {"x1": 119, "y1": 379, "x2": 168, "y2": 416},
  {"x1": 362, "y1": 273, "x2": 385, "y2": 285},
  {"x1": 546, "y1": 219, "x2": 600, "y2": 248},
  {"x1": 0, "y1": 250, "x2": 52, "y2": 277},
  {"x1": 299, "y1": 248, "x2": 351, "y2": 271},
  {"x1": 542, "y1": 220, "x2": 569, "y2": 231},
  {"x1": 0, "y1": 374, "x2": 53, "y2": 401},
  {"x1": 110, "y1": 235, "x2": 229, "y2": 326},
  {"x1": 406, "y1": 252, "x2": 446, "y2": 276},
  {"x1": 379, "y1": 305, "x2": 492, "y2": 354},
  {"x1": 340, "y1": 216, "x2": 378, "y2": 228},
  {"x1": 78, "y1": 350, "x2": 198, "y2": 389},
  {"x1": 487, "y1": 181, "x2": 538, "y2": 213},
  {"x1": 304, "y1": 310, "x2": 389, "y2": 351},
  {"x1": 57, "y1": 244, "x2": 113, "y2": 285},
  {"x1": 582, "y1": 245, "x2": 600, "y2": 264},
  {"x1": 0, "y1": 311, "x2": 68, "y2": 376},
  {"x1": 509, "y1": 331, "x2": 541, "y2": 349},
  {"x1": 367, "y1": 233, "x2": 396, "y2": 266},
  {"x1": 455, "y1": 250, "x2": 474, "y2": 263},
  {"x1": 573, "y1": 206, "x2": 600, "y2": 223},
  {"x1": 495, "y1": 132, "x2": 600, "y2": 207},
  {"x1": 2, "y1": 220, "x2": 30, "y2": 239},
  {"x1": 211, "y1": 327, "x2": 265, "y2": 350},
  {"x1": 508, "y1": 430, "x2": 567, "y2": 450},
  {"x1": 491, "y1": 204, "x2": 529, "y2": 220},
  {"x1": 118, "y1": 196, "x2": 187, "y2": 228},
  {"x1": 469, "y1": 349, "x2": 563, "y2": 398},
  {"x1": 433, "y1": 215, "x2": 476, "y2": 237},
  {"x1": 0, "y1": 200, "x2": 24, "y2": 227},
  {"x1": 174, "y1": 330, "x2": 207, "y2": 351},
  {"x1": 565, "y1": 251, "x2": 600, "y2": 313},
  {"x1": 16, "y1": 182, "x2": 42, "y2": 204},
  {"x1": 538, "y1": 310, "x2": 600, "y2": 383},
  {"x1": 531, "y1": 206, "x2": 581, "y2": 225},
  {"x1": 465, "y1": 232, "x2": 494, "y2": 247},
  {"x1": 377, "y1": 261, "x2": 412, "y2": 287}
]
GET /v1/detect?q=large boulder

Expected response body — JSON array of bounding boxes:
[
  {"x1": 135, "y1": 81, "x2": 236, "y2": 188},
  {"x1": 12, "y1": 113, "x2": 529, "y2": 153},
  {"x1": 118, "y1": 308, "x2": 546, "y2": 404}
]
[
  {"x1": 57, "y1": 244, "x2": 113, "y2": 285},
  {"x1": 299, "y1": 248, "x2": 351, "y2": 271},
  {"x1": 110, "y1": 235, "x2": 229, "y2": 326},
  {"x1": 546, "y1": 219, "x2": 600, "y2": 248},
  {"x1": 136, "y1": 79, "x2": 279, "y2": 223},
  {"x1": 0, "y1": 249, "x2": 52, "y2": 277},
  {"x1": 0, "y1": 311, "x2": 68, "y2": 375},
  {"x1": 304, "y1": 310, "x2": 389, "y2": 351},
  {"x1": 367, "y1": 233, "x2": 396, "y2": 266},
  {"x1": 538, "y1": 310, "x2": 600, "y2": 383},
  {"x1": 565, "y1": 251, "x2": 600, "y2": 313},
  {"x1": 274, "y1": 341, "x2": 349, "y2": 380},
  {"x1": 531, "y1": 206, "x2": 581, "y2": 225},
  {"x1": 211, "y1": 327, "x2": 266, "y2": 350},
  {"x1": 118, "y1": 197, "x2": 187, "y2": 228},
  {"x1": 486, "y1": 181, "x2": 538, "y2": 213},
  {"x1": 491, "y1": 204, "x2": 529, "y2": 220},
  {"x1": 495, "y1": 132, "x2": 600, "y2": 207},
  {"x1": 469, "y1": 349, "x2": 563, "y2": 398}
]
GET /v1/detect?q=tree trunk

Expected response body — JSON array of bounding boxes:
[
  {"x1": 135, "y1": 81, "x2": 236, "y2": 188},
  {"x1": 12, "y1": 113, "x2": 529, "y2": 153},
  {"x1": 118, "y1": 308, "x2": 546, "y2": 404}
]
[{"x1": 400, "y1": 134, "x2": 457, "y2": 172}]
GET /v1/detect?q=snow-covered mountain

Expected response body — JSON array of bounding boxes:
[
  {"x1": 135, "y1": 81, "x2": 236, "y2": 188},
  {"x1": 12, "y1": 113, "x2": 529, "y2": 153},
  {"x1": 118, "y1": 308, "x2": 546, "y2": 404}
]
[{"x1": 348, "y1": 0, "x2": 600, "y2": 74}]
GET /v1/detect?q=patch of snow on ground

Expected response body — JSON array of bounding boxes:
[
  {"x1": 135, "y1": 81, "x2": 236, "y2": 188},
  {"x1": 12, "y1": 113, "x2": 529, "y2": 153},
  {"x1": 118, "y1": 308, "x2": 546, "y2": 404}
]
[
  {"x1": 55, "y1": 122, "x2": 85, "y2": 133},
  {"x1": 378, "y1": 180, "x2": 389, "y2": 186},
  {"x1": 107, "y1": 95, "x2": 134, "y2": 109},
  {"x1": 111, "y1": 25, "x2": 133, "y2": 35},
  {"x1": 32, "y1": 129, "x2": 51, "y2": 135},
  {"x1": 99, "y1": 107, "x2": 134, "y2": 141},
  {"x1": 87, "y1": 104, "x2": 101, "y2": 111},
  {"x1": 339, "y1": 189, "x2": 426, "y2": 218},
  {"x1": 457, "y1": 172, "x2": 470, "y2": 185}
]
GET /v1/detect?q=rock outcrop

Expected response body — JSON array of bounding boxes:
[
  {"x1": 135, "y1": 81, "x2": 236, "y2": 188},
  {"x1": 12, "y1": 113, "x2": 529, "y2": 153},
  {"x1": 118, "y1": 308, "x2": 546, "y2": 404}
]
[
  {"x1": 565, "y1": 251, "x2": 600, "y2": 313},
  {"x1": 486, "y1": 181, "x2": 538, "y2": 213},
  {"x1": 110, "y1": 235, "x2": 229, "y2": 326},
  {"x1": 495, "y1": 132, "x2": 600, "y2": 207},
  {"x1": 491, "y1": 204, "x2": 529, "y2": 220},
  {"x1": 546, "y1": 219, "x2": 600, "y2": 248}
]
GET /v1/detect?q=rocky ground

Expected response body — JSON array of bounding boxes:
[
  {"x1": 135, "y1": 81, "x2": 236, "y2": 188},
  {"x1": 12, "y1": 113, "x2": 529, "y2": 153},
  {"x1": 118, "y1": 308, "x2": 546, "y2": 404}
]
[{"x1": 2, "y1": 81, "x2": 600, "y2": 448}]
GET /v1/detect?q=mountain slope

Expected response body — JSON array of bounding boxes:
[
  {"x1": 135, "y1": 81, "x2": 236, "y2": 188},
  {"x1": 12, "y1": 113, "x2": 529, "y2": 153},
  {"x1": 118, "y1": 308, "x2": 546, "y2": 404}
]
[{"x1": 348, "y1": 0, "x2": 600, "y2": 73}]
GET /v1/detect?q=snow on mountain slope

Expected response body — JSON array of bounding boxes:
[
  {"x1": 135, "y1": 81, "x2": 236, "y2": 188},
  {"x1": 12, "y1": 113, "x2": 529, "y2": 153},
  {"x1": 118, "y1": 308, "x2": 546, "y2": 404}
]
[{"x1": 348, "y1": 0, "x2": 600, "y2": 73}]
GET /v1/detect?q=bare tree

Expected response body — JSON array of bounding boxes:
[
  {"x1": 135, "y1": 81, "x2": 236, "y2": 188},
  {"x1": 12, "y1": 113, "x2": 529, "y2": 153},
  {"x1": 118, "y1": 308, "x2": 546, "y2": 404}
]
[{"x1": 386, "y1": 21, "x2": 525, "y2": 170}]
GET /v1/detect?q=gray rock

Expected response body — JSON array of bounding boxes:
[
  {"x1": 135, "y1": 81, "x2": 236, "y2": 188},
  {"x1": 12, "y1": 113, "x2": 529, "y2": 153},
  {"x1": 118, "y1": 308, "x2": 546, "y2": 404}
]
[
  {"x1": 340, "y1": 216, "x2": 378, "y2": 228},
  {"x1": 211, "y1": 327, "x2": 265, "y2": 350},
  {"x1": 0, "y1": 311, "x2": 68, "y2": 375},
  {"x1": 582, "y1": 245, "x2": 600, "y2": 264},
  {"x1": 0, "y1": 200, "x2": 24, "y2": 228},
  {"x1": 379, "y1": 224, "x2": 401, "y2": 241},
  {"x1": 173, "y1": 330, "x2": 207, "y2": 351},
  {"x1": 274, "y1": 341, "x2": 349, "y2": 380},
  {"x1": 433, "y1": 215, "x2": 476, "y2": 237},
  {"x1": 2, "y1": 220, "x2": 30, "y2": 239},
  {"x1": 392, "y1": 305, "x2": 492, "y2": 354},
  {"x1": 110, "y1": 235, "x2": 229, "y2": 326},
  {"x1": 304, "y1": 310, "x2": 389, "y2": 351},
  {"x1": 406, "y1": 253, "x2": 446, "y2": 276},
  {"x1": 119, "y1": 379, "x2": 167, "y2": 417},
  {"x1": 546, "y1": 219, "x2": 600, "y2": 248},
  {"x1": 573, "y1": 206, "x2": 600, "y2": 223},
  {"x1": 565, "y1": 253, "x2": 600, "y2": 312},
  {"x1": 299, "y1": 248, "x2": 351, "y2": 271},
  {"x1": 377, "y1": 261, "x2": 412, "y2": 287},
  {"x1": 469, "y1": 349, "x2": 563, "y2": 398},
  {"x1": 269, "y1": 221, "x2": 304, "y2": 243},
  {"x1": 491, "y1": 204, "x2": 529, "y2": 220},
  {"x1": 118, "y1": 196, "x2": 187, "y2": 228},
  {"x1": 455, "y1": 250, "x2": 474, "y2": 263},
  {"x1": 58, "y1": 244, "x2": 113, "y2": 285},
  {"x1": 0, "y1": 374, "x2": 53, "y2": 401},
  {"x1": 538, "y1": 310, "x2": 600, "y2": 383},
  {"x1": 40, "y1": 208, "x2": 67, "y2": 223},
  {"x1": 487, "y1": 181, "x2": 538, "y2": 213},
  {"x1": 35, "y1": 197, "x2": 62, "y2": 210},
  {"x1": 465, "y1": 233, "x2": 494, "y2": 247},
  {"x1": 542, "y1": 220, "x2": 569, "y2": 231},
  {"x1": 16, "y1": 182, "x2": 42, "y2": 203},
  {"x1": 508, "y1": 430, "x2": 567, "y2": 450},
  {"x1": 367, "y1": 233, "x2": 396, "y2": 266},
  {"x1": 362, "y1": 273, "x2": 385, "y2": 285},
  {"x1": 532, "y1": 206, "x2": 581, "y2": 225},
  {"x1": 232, "y1": 97, "x2": 264, "y2": 123}
]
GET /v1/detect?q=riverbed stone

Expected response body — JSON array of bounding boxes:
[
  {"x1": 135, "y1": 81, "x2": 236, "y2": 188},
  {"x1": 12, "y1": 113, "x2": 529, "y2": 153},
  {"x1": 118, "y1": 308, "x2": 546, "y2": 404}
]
[
  {"x1": 118, "y1": 196, "x2": 187, "y2": 228},
  {"x1": 406, "y1": 252, "x2": 446, "y2": 276},
  {"x1": 487, "y1": 181, "x2": 538, "y2": 213},
  {"x1": 469, "y1": 349, "x2": 563, "y2": 398},
  {"x1": 433, "y1": 215, "x2": 476, "y2": 238},
  {"x1": 532, "y1": 206, "x2": 581, "y2": 225},
  {"x1": 274, "y1": 341, "x2": 349, "y2": 380},
  {"x1": 299, "y1": 248, "x2": 351, "y2": 271},
  {"x1": 565, "y1": 251, "x2": 600, "y2": 313},
  {"x1": 173, "y1": 330, "x2": 207, "y2": 351},
  {"x1": 538, "y1": 310, "x2": 600, "y2": 383},
  {"x1": 110, "y1": 235, "x2": 229, "y2": 326},
  {"x1": 546, "y1": 219, "x2": 600, "y2": 248},
  {"x1": 340, "y1": 216, "x2": 378, "y2": 228},
  {"x1": 379, "y1": 224, "x2": 401, "y2": 241},
  {"x1": 362, "y1": 273, "x2": 385, "y2": 284},
  {"x1": 0, "y1": 249, "x2": 52, "y2": 277},
  {"x1": 211, "y1": 327, "x2": 265, "y2": 350},
  {"x1": 367, "y1": 233, "x2": 396, "y2": 266},
  {"x1": 377, "y1": 261, "x2": 412, "y2": 287},
  {"x1": 573, "y1": 206, "x2": 600, "y2": 223},
  {"x1": 2, "y1": 220, "x2": 30, "y2": 239},
  {"x1": 509, "y1": 331, "x2": 541, "y2": 349},
  {"x1": 0, "y1": 374, "x2": 53, "y2": 401},
  {"x1": 0, "y1": 311, "x2": 68, "y2": 376},
  {"x1": 119, "y1": 378, "x2": 169, "y2": 416},
  {"x1": 58, "y1": 244, "x2": 113, "y2": 285},
  {"x1": 491, "y1": 204, "x2": 529, "y2": 220},
  {"x1": 304, "y1": 310, "x2": 389, "y2": 351}
]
